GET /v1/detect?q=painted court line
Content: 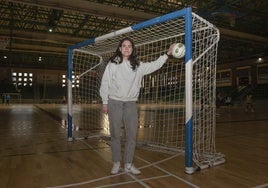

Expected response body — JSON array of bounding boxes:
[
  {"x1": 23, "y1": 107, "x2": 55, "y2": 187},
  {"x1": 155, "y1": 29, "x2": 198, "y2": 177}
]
[
  {"x1": 47, "y1": 151, "x2": 184, "y2": 188},
  {"x1": 136, "y1": 155, "x2": 200, "y2": 188},
  {"x1": 252, "y1": 183, "x2": 268, "y2": 188},
  {"x1": 93, "y1": 174, "x2": 171, "y2": 188}
]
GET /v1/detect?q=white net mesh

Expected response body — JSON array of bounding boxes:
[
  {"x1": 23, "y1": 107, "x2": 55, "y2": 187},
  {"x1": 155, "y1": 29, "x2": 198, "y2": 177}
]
[{"x1": 69, "y1": 11, "x2": 225, "y2": 169}]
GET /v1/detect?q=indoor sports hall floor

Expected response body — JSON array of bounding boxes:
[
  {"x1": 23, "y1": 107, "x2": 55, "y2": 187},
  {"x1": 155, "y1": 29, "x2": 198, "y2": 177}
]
[{"x1": 0, "y1": 101, "x2": 267, "y2": 188}]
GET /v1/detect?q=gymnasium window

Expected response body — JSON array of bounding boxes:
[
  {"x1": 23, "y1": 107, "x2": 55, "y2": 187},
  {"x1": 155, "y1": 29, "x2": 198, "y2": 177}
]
[
  {"x1": 62, "y1": 74, "x2": 79, "y2": 88},
  {"x1": 216, "y1": 69, "x2": 232, "y2": 86},
  {"x1": 257, "y1": 65, "x2": 268, "y2": 84},
  {"x1": 62, "y1": 75, "x2": 66, "y2": 87},
  {"x1": 221, "y1": 71, "x2": 231, "y2": 81},
  {"x1": 12, "y1": 72, "x2": 33, "y2": 87}
]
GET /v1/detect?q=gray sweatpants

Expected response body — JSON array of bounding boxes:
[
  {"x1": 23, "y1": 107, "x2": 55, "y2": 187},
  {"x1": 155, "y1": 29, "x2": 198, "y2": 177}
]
[{"x1": 108, "y1": 98, "x2": 138, "y2": 164}]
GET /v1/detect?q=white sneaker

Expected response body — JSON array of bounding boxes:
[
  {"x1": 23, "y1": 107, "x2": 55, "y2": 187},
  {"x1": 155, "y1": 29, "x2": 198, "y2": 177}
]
[
  {"x1": 111, "y1": 162, "x2": 121, "y2": 174},
  {"x1": 124, "y1": 163, "x2": 141, "y2": 175}
]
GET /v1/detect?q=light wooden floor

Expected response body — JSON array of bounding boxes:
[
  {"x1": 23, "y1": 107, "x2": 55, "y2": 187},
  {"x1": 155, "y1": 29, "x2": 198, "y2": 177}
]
[{"x1": 0, "y1": 102, "x2": 267, "y2": 188}]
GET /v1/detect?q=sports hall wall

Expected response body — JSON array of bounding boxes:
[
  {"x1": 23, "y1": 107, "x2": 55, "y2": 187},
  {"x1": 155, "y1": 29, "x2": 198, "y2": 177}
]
[
  {"x1": 0, "y1": 56, "x2": 267, "y2": 104},
  {"x1": 0, "y1": 67, "x2": 67, "y2": 103},
  {"x1": 216, "y1": 57, "x2": 268, "y2": 87}
]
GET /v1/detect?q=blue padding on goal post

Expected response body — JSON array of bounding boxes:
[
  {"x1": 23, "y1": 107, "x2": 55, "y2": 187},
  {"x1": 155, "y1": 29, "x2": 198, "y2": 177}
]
[
  {"x1": 184, "y1": 7, "x2": 193, "y2": 169},
  {"x1": 67, "y1": 48, "x2": 73, "y2": 139}
]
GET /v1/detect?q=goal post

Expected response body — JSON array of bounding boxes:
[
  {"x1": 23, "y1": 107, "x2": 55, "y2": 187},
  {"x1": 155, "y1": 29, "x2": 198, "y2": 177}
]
[
  {"x1": 67, "y1": 7, "x2": 225, "y2": 173},
  {"x1": 184, "y1": 8, "x2": 194, "y2": 173}
]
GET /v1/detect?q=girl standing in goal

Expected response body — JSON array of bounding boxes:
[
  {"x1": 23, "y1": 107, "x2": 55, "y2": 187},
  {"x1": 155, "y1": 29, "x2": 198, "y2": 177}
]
[{"x1": 100, "y1": 37, "x2": 174, "y2": 174}]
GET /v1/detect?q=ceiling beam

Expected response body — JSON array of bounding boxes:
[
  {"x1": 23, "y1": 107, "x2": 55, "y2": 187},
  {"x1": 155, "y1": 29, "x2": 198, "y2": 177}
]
[
  {"x1": 4, "y1": 0, "x2": 268, "y2": 44},
  {"x1": 6, "y1": 43, "x2": 67, "y2": 54},
  {"x1": 6, "y1": 0, "x2": 154, "y2": 22},
  {"x1": 219, "y1": 28, "x2": 268, "y2": 43},
  {"x1": 2, "y1": 48, "x2": 65, "y2": 56},
  {"x1": 0, "y1": 29, "x2": 85, "y2": 45},
  {"x1": 1, "y1": 27, "x2": 267, "y2": 50}
]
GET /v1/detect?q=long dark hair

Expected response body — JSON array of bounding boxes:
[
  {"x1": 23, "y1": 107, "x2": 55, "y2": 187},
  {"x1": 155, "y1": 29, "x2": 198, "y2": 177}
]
[{"x1": 109, "y1": 37, "x2": 140, "y2": 70}]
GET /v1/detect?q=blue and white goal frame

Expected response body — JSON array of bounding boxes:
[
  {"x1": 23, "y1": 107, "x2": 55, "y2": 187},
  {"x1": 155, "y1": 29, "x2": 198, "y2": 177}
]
[{"x1": 67, "y1": 7, "x2": 223, "y2": 174}]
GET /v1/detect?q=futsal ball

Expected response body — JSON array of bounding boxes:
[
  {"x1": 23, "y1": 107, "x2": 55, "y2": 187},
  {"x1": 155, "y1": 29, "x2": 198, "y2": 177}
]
[{"x1": 172, "y1": 43, "x2": 185, "y2": 58}]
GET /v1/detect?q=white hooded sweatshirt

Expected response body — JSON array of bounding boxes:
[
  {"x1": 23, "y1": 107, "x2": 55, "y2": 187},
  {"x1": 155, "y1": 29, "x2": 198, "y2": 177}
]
[{"x1": 100, "y1": 54, "x2": 168, "y2": 105}]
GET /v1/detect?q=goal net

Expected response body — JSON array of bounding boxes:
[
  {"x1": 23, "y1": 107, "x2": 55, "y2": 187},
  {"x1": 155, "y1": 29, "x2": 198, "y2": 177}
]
[{"x1": 67, "y1": 7, "x2": 225, "y2": 173}]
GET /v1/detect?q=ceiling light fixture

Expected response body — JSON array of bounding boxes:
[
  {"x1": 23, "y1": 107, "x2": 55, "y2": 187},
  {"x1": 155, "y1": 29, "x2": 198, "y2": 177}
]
[{"x1": 257, "y1": 57, "x2": 263, "y2": 63}]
